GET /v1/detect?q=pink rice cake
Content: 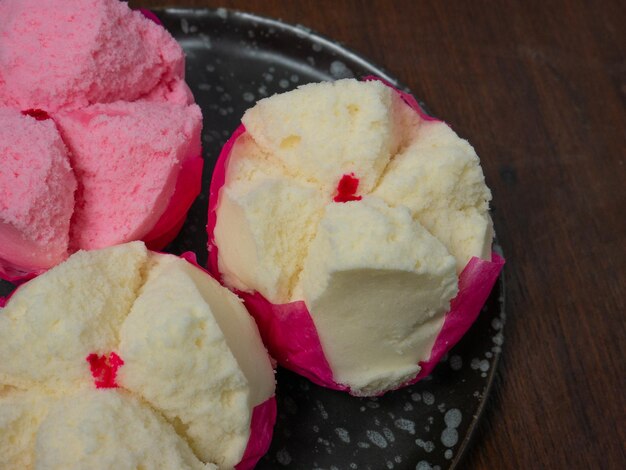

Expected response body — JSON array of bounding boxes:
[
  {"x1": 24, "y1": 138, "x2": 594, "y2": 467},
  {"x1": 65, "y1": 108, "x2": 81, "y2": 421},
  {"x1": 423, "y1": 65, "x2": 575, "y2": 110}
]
[
  {"x1": 55, "y1": 100, "x2": 202, "y2": 251},
  {"x1": 0, "y1": 0, "x2": 204, "y2": 281},
  {"x1": 0, "y1": 0, "x2": 190, "y2": 112},
  {"x1": 0, "y1": 108, "x2": 75, "y2": 276}
]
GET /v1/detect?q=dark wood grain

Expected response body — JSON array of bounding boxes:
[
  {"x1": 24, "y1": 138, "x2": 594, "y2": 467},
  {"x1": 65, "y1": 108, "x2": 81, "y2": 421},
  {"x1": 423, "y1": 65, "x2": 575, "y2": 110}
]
[{"x1": 131, "y1": 1, "x2": 626, "y2": 468}]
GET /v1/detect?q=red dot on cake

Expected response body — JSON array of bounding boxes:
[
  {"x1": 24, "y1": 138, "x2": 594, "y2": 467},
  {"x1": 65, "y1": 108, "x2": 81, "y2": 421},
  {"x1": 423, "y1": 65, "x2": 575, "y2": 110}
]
[
  {"x1": 86, "y1": 351, "x2": 124, "y2": 389},
  {"x1": 21, "y1": 109, "x2": 51, "y2": 121},
  {"x1": 333, "y1": 173, "x2": 362, "y2": 203}
]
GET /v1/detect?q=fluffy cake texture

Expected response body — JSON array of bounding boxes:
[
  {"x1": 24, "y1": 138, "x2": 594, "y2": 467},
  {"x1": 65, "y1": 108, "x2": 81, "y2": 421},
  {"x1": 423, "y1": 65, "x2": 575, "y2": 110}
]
[
  {"x1": 0, "y1": 0, "x2": 203, "y2": 279},
  {"x1": 297, "y1": 198, "x2": 458, "y2": 394},
  {"x1": 29, "y1": 390, "x2": 214, "y2": 470},
  {"x1": 0, "y1": 0, "x2": 189, "y2": 112},
  {"x1": 55, "y1": 100, "x2": 202, "y2": 250},
  {"x1": 373, "y1": 121, "x2": 494, "y2": 270},
  {"x1": 241, "y1": 79, "x2": 418, "y2": 194},
  {"x1": 0, "y1": 388, "x2": 53, "y2": 469},
  {"x1": 213, "y1": 79, "x2": 494, "y2": 395},
  {"x1": 216, "y1": 135, "x2": 326, "y2": 301},
  {"x1": 0, "y1": 243, "x2": 275, "y2": 469},
  {"x1": 0, "y1": 108, "x2": 75, "y2": 273}
]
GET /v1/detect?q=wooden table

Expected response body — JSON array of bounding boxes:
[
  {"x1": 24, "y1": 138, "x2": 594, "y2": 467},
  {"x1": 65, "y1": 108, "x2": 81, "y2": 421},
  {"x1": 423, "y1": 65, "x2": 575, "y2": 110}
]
[{"x1": 132, "y1": 1, "x2": 625, "y2": 468}]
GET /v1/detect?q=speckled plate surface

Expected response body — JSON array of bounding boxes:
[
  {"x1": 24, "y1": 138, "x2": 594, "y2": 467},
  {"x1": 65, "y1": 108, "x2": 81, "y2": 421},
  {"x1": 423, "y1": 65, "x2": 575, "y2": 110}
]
[{"x1": 0, "y1": 8, "x2": 506, "y2": 470}]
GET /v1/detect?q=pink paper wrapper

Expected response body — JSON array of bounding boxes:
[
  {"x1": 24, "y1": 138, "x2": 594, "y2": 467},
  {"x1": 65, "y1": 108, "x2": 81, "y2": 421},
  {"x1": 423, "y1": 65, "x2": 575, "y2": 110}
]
[
  {"x1": 138, "y1": 8, "x2": 162, "y2": 25},
  {"x1": 239, "y1": 292, "x2": 347, "y2": 392},
  {"x1": 143, "y1": 155, "x2": 204, "y2": 251},
  {"x1": 0, "y1": 263, "x2": 40, "y2": 285},
  {"x1": 235, "y1": 396, "x2": 278, "y2": 470},
  {"x1": 207, "y1": 124, "x2": 247, "y2": 277},
  {"x1": 403, "y1": 252, "x2": 504, "y2": 386},
  {"x1": 207, "y1": 77, "x2": 505, "y2": 395}
]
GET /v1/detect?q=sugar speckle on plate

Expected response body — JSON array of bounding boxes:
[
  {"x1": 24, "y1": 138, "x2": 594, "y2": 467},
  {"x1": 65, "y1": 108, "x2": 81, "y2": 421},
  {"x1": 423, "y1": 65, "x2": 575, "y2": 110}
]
[
  {"x1": 449, "y1": 354, "x2": 463, "y2": 370},
  {"x1": 394, "y1": 418, "x2": 415, "y2": 434},
  {"x1": 366, "y1": 430, "x2": 388, "y2": 448},
  {"x1": 330, "y1": 60, "x2": 355, "y2": 79},
  {"x1": 276, "y1": 448, "x2": 292, "y2": 466},
  {"x1": 382, "y1": 427, "x2": 395, "y2": 443},
  {"x1": 440, "y1": 427, "x2": 459, "y2": 448},
  {"x1": 444, "y1": 409, "x2": 462, "y2": 430},
  {"x1": 335, "y1": 427, "x2": 350, "y2": 443},
  {"x1": 316, "y1": 400, "x2": 329, "y2": 419},
  {"x1": 216, "y1": 7, "x2": 228, "y2": 19}
]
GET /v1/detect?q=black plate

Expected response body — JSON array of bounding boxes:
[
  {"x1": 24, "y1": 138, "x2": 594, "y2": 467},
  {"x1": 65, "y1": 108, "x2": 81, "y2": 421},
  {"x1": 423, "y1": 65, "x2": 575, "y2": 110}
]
[{"x1": 0, "y1": 8, "x2": 506, "y2": 470}]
